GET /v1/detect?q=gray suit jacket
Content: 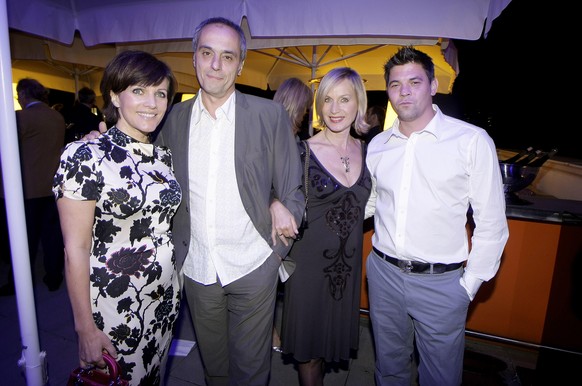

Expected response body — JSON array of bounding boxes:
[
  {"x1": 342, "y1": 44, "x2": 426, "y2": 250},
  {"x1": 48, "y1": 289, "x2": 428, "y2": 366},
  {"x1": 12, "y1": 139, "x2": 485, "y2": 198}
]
[{"x1": 156, "y1": 90, "x2": 305, "y2": 272}]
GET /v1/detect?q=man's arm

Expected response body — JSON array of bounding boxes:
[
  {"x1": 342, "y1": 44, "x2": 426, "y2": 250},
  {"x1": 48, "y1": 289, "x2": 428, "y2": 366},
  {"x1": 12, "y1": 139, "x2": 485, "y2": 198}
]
[
  {"x1": 270, "y1": 104, "x2": 305, "y2": 258},
  {"x1": 461, "y1": 132, "x2": 509, "y2": 300},
  {"x1": 365, "y1": 174, "x2": 377, "y2": 220}
]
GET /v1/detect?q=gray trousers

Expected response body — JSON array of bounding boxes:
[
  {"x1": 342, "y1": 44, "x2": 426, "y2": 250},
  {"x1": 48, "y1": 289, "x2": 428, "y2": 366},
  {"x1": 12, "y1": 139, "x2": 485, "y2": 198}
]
[
  {"x1": 184, "y1": 253, "x2": 280, "y2": 386},
  {"x1": 367, "y1": 250, "x2": 470, "y2": 386}
]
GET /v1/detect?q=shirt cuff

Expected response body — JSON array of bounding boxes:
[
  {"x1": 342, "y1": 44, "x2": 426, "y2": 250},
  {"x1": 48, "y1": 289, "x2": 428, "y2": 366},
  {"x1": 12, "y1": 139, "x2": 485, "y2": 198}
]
[{"x1": 460, "y1": 271, "x2": 483, "y2": 301}]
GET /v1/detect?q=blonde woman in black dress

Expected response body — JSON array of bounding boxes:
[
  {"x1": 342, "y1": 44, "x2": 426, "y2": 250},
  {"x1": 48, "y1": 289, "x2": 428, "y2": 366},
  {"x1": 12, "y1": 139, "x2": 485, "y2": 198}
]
[{"x1": 270, "y1": 67, "x2": 372, "y2": 386}]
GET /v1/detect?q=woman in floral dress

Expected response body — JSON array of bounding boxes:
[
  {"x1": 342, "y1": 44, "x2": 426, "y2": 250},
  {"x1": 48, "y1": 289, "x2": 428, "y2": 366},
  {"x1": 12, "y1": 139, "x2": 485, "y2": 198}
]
[{"x1": 53, "y1": 50, "x2": 182, "y2": 385}]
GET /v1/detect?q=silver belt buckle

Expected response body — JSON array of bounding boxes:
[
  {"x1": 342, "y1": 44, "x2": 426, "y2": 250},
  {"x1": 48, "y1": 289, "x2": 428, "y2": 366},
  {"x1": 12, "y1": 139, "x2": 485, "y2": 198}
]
[{"x1": 398, "y1": 260, "x2": 413, "y2": 273}]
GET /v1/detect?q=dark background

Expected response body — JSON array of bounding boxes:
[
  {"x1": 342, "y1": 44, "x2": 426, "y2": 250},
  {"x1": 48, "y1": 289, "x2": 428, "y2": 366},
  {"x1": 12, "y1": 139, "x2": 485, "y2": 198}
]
[
  {"x1": 450, "y1": 0, "x2": 574, "y2": 161},
  {"x1": 371, "y1": 0, "x2": 576, "y2": 161},
  {"x1": 365, "y1": 0, "x2": 577, "y2": 161},
  {"x1": 48, "y1": 0, "x2": 577, "y2": 161},
  {"x1": 450, "y1": 0, "x2": 565, "y2": 158}
]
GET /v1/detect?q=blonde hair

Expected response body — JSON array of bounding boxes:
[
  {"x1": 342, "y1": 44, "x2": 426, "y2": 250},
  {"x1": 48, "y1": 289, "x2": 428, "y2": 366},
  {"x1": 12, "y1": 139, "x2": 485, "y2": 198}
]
[
  {"x1": 314, "y1": 67, "x2": 369, "y2": 135},
  {"x1": 273, "y1": 78, "x2": 313, "y2": 135}
]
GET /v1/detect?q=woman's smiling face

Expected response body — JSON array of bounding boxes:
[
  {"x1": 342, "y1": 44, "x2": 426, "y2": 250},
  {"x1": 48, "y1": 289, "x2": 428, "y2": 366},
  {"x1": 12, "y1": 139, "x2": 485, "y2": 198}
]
[
  {"x1": 321, "y1": 78, "x2": 358, "y2": 134},
  {"x1": 111, "y1": 80, "x2": 170, "y2": 142}
]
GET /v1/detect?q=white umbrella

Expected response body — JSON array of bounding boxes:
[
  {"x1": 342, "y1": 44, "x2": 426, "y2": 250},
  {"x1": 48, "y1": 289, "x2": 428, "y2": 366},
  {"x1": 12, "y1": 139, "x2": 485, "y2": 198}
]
[
  {"x1": 10, "y1": 28, "x2": 456, "y2": 96},
  {"x1": 7, "y1": 0, "x2": 509, "y2": 46},
  {"x1": 7, "y1": 0, "x2": 511, "y2": 96}
]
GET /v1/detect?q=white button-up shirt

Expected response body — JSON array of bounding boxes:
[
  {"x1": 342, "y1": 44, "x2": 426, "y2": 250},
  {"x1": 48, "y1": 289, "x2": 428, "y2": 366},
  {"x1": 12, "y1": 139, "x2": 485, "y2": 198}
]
[
  {"x1": 365, "y1": 105, "x2": 509, "y2": 300},
  {"x1": 182, "y1": 91, "x2": 272, "y2": 286}
]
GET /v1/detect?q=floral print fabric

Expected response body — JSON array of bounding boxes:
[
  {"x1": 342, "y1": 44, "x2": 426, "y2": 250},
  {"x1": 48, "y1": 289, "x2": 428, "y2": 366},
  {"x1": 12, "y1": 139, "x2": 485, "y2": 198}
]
[{"x1": 53, "y1": 127, "x2": 182, "y2": 385}]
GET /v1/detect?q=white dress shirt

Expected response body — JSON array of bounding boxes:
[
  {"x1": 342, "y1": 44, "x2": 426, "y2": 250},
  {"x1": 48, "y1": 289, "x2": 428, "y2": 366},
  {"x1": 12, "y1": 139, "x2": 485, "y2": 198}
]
[
  {"x1": 365, "y1": 105, "x2": 509, "y2": 300},
  {"x1": 182, "y1": 91, "x2": 272, "y2": 286}
]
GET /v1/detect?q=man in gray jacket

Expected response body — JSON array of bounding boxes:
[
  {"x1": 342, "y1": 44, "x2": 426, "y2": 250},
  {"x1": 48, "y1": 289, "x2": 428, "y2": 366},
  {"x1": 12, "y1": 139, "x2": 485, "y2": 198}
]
[{"x1": 156, "y1": 17, "x2": 304, "y2": 386}]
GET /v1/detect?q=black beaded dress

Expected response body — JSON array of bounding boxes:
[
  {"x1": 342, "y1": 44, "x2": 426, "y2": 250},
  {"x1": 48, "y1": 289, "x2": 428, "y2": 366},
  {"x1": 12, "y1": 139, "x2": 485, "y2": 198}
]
[{"x1": 280, "y1": 140, "x2": 372, "y2": 363}]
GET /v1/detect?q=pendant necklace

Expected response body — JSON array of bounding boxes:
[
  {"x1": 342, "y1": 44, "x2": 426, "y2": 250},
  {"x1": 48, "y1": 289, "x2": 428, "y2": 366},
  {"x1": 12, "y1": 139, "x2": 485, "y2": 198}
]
[{"x1": 324, "y1": 130, "x2": 350, "y2": 173}]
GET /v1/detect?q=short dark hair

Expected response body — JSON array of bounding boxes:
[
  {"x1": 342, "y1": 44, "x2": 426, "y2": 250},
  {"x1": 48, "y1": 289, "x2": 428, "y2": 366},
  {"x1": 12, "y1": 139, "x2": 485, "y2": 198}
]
[
  {"x1": 77, "y1": 87, "x2": 97, "y2": 105},
  {"x1": 100, "y1": 50, "x2": 177, "y2": 125},
  {"x1": 384, "y1": 46, "x2": 435, "y2": 86},
  {"x1": 16, "y1": 78, "x2": 49, "y2": 104}
]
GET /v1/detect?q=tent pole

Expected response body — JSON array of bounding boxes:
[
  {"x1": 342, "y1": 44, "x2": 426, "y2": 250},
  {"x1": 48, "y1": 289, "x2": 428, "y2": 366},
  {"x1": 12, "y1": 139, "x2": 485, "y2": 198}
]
[
  {"x1": 74, "y1": 69, "x2": 79, "y2": 96},
  {"x1": 0, "y1": 1, "x2": 46, "y2": 385},
  {"x1": 309, "y1": 46, "x2": 317, "y2": 137}
]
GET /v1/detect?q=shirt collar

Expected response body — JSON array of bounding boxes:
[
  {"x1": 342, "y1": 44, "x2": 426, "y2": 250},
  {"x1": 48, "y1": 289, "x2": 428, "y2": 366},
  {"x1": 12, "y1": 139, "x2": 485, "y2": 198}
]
[
  {"x1": 192, "y1": 90, "x2": 236, "y2": 125},
  {"x1": 387, "y1": 104, "x2": 442, "y2": 141},
  {"x1": 24, "y1": 101, "x2": 42, "y2": 109}
]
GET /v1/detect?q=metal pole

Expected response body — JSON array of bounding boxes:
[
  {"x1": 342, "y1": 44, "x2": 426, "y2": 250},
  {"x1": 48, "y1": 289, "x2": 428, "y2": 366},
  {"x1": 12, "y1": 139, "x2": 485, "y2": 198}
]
[
  {"x1": 0, "y1": 1, "x2": 46, "y2": 385},
  {"x1": 309, "y1": 45, "x2": 317, "y2": 137}
]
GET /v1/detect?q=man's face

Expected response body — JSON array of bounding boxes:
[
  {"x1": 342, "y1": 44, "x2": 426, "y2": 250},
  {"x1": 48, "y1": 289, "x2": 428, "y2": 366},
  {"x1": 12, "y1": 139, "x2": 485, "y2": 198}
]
[
  {"x1": 386, "y1": 62, "x2": 437, "y2": 125},
  {"x1": 192, "y1": 23, "x2": 244, "y2": 101}
]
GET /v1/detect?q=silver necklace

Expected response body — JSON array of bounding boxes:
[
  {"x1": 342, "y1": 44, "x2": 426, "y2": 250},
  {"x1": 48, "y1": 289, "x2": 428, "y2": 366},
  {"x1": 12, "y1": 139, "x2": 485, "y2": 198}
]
[{"x1": 324, "y1": 131, "x2": 350, "y2": 173}]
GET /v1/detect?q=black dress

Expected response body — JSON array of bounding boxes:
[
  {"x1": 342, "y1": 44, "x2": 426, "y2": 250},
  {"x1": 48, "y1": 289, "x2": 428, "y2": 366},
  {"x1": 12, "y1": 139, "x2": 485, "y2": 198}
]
[{"x1": 281, "y1": 140, "x2": 372, "y2": 363}]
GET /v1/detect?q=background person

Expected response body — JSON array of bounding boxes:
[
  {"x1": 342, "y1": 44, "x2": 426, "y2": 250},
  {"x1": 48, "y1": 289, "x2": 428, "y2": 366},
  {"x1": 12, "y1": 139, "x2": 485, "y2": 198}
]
[
  {"x1": 363, "y1": 104, "x2": 386, "y2": 143},
  {"x1": 271, "y1": 76, "x2": 314, "y2": 352},
  {"x1": 351, "y1": 104, "x2": 385, "y2": 144},
  {"x1": 155, "y1": 17, "x2": 305, "y2": 386},
  {"x1": 365, "y1": 46, "x2": 509, "y2": 385},
  {"x1": 65, "y1": 86, "x2": 104, "y2": 144},
  {"x1": 0, "y1": 78, "x2": 66, "y2": 296},
  {"x1": 271, "y1": 67, "x2": 372, "y2": 386},
  {"x1": 273, "y1": 77, "x2": 313, "y2": 141},
  {"x1": 53, "y1": 50, "x2": 182, "y2": 385}
]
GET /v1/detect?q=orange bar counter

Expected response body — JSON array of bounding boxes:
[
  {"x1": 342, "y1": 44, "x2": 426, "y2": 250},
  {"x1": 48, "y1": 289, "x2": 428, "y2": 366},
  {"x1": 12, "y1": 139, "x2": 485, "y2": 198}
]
[{"x1": 360, "y1": 196, "x2": 582, "y2": 352}]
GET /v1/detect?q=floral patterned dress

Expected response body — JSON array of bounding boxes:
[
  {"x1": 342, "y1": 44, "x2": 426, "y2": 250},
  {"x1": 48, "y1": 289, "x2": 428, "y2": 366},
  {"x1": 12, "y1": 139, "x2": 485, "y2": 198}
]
[{"x1": 53, "y1": 127, "x2": 182, "y2": 385}]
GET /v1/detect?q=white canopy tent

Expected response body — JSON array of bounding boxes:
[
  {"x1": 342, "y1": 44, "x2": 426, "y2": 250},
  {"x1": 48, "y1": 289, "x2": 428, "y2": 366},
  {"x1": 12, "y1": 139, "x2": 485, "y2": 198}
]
[
  {"x1": 8, "y1": 0, "x2": 507, "y2": 46},
  {"x1": 10, "y1": 28, "x2": 460, "y2": 98},
  {"x1": 1, "y1": 0, "x2": 511, "y2": 384},
  {"x1": 6, "y1": 0, "x2": 510, "y2": 96},
  {"x1": 9, "y1": 29, "x2": 458, "y2": 96}
]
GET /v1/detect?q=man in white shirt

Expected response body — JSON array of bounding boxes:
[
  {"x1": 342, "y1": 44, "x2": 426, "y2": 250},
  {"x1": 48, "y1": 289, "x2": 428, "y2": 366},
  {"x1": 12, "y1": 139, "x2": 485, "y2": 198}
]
[
  {"x1": 365, "y1": 46, "x2": 509, "y2": 386},
  {"x1": 156, "y1": 18, "x2": 304, "y2": 385}
]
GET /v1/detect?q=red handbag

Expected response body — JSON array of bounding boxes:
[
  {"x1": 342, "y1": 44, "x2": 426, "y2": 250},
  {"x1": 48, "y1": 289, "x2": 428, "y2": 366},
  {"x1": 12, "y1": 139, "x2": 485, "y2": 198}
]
[{"x1": 67, "y1": 353, "x2": 129, "y2": 386}]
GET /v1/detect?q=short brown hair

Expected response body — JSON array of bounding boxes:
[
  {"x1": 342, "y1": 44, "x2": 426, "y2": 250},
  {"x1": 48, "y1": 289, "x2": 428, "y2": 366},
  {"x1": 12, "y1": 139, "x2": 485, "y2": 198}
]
[{"x1": 100, "y1": 50, "x2": 176, "y2": 125}]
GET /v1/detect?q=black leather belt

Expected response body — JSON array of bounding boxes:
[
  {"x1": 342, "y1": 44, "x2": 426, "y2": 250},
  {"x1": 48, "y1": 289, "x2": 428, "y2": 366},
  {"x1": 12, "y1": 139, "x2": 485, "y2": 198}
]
[{"x1": 373, "y1": 247, "x2": 463, "y2": 274}]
